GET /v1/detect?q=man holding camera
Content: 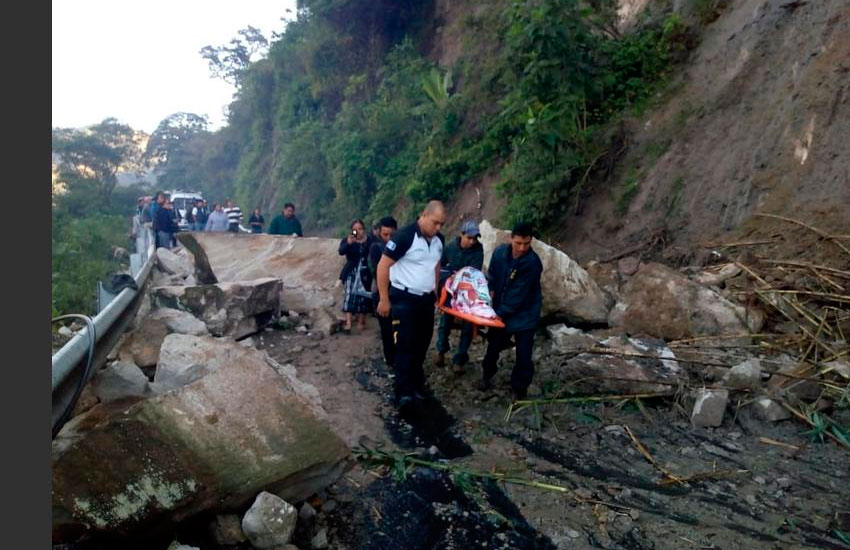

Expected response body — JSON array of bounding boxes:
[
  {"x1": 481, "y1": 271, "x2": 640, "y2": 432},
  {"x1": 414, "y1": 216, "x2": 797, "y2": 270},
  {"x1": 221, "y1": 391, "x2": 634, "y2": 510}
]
[{"x1": 376, "y1": 201, "x2": 446, "y2": 409}]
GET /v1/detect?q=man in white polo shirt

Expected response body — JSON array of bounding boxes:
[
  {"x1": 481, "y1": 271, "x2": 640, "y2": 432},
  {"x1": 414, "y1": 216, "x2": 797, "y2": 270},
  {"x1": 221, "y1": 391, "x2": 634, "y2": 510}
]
[{"x1": 376, "y1": 200, "x2": 446, "y2": 409}]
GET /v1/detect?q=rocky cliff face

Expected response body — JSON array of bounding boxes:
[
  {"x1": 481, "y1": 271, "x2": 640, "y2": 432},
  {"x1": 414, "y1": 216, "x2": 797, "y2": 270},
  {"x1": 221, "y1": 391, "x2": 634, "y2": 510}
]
[
  {"x1": 436, "y1": 0, "x2": 849, "y2": 263},
  {"x1": 560, "y1": 0, "x2": 850, "y2": 260}
]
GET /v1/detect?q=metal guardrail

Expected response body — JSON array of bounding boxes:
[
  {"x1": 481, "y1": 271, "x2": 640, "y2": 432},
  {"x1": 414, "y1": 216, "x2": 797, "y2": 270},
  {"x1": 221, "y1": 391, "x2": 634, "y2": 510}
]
[{"x1": 51, "y1": 226, "x2": 157, "y2": 433}]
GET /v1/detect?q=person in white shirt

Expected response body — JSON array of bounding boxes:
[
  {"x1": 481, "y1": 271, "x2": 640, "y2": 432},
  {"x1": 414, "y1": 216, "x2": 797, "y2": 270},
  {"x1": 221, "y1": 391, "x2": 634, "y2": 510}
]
[
  {"x1": 224, "y1": 199, "x2": 243, "y2": 233},
  {"x1": 376, "y1": 200, "x2": 446, "y2": 410}
]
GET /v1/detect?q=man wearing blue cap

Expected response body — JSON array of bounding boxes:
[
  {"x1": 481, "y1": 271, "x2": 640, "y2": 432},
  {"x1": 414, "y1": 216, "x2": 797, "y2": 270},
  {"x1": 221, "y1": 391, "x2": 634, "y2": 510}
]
[{"x1": 435, "y1": 219, "x2": 485, "y2": 375}]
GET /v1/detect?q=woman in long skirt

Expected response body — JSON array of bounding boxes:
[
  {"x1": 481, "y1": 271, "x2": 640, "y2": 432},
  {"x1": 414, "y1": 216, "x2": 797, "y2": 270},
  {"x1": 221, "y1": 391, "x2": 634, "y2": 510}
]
[{"x1": 338, "y1": 219, "x2": 374, "y2": 333}]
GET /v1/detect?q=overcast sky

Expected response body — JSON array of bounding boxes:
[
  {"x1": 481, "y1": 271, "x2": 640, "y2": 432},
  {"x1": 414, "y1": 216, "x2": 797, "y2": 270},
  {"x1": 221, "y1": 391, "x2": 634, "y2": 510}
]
[{"x1": 52, "y1": 0, "x2": 297, "y2": 134}]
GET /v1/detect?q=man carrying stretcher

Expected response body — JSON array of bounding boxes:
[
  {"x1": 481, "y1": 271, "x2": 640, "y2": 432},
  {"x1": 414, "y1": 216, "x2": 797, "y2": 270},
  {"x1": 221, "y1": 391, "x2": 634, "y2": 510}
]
[{"x1": 476, "y1": 221, "x2": 543, "y2": 401}]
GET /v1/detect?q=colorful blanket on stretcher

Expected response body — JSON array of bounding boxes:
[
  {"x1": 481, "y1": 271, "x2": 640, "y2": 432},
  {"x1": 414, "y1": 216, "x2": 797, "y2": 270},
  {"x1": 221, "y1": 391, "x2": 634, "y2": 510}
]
[{"x1": 445, "y1": 266, "x2": 498, "y2": 319}]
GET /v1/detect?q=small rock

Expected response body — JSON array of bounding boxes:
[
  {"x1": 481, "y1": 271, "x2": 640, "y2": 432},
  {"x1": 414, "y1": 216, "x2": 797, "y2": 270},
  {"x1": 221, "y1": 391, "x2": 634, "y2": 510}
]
[
  {"x1": 242, "y1": 491, "x2": 298, "y2": 549},
  {"x1": 722, "y1": 358, "x2": 762, "y2": 389},
  {"x1": 288, "y1": 310, "x2": 300, "y2": 318},
  {"x1": 754, "y1": 397, "x2": 791, "y2": 422},
  {"x1": 776, "y1": 477, "x2": 792, "y2": 489},
  {"x1": 292, "y1": 344, "x2": 304, "y2": 354},
  {"x1": 727, "y1": 431, "x2": 743, "y2": 440},
  {"x1": 58, "y1": 326, "x2": 73, "y2": 337},
  {"x1": 167, "y1": 542, "x2": 199, "y2": 550},
  {"x1": 679, "y1": 446, "x2": 698, "y2": 457},
  {"x1": 209, "y1": 514, "x2": 246, "y2": 546},
  {"x1": 566, "y1": 529, "x2": 582, "y2": 539},
  {"x1": 628, "y1": 510, "x2": 640, "y2": 521},
  {"x1": 744, "y1": 494, "x2": 758, "y2": 506},
  {"x1": 700, "y1": 442, "x2": 734, "y2": 460},
  {"x1": 603, "y1": 425, "x2": 626, "y2": 437},
  {"x1": 753, "y1": 476, "x2": 766, "y2": 485},
  {"x1": 691, "y1": 389, "x2": 728, "y2": 427},
  {"x1": 618, "y1": 256, "x2": 640, "y2": 276},
  {"x1": 428, "y1": 445, "x2": 439, "y2": 455},
  {"x1": 299, "y1": 502, "x2": 317, "y2": 524},
  {"x1": 297, "y1": 325, "x2": 308, "y2": 333},
  {"x1": 311, "y1": 527, "x2": 329, "y2": 549}
]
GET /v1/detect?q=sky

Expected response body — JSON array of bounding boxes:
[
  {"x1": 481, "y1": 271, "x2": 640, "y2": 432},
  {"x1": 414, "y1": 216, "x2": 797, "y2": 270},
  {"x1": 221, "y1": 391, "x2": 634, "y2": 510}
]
[{"x1": 52, "y1": 0, "x2": 297, "y2": 134}]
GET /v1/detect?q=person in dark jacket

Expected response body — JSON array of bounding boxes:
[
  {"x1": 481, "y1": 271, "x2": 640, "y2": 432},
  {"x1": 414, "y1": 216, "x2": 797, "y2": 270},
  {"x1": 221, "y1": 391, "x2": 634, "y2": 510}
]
[
  {"x1": 435, "y1": 219, "x2": 485, "y2": 375},
  {"x1": 478, "y1": 221, "x2": 543, "y2": 400},
  {"x1": 154, "y1": 198, "x2": 175, "y2": 250},
  {"x1": 339, "y1": 219, "x2": 375, "y2": 333},
  {"x1": 249, "y1": 208, "x2": 265, "y2": 233},
  {"x1": 368, "y1": 216, "x2": 398, "y2": 367}
]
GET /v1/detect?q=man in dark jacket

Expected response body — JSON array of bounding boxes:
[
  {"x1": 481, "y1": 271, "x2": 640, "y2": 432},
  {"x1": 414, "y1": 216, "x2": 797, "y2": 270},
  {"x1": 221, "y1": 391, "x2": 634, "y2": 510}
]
[
  {"x1": 369, "y1": 216, "x2": 398, "y2": 368},
  {"x1": 478, "y1": 222, "x2": 543, "y2": 400},
  {"x1": 435, "y1": 219, "x2": 484, "y2": 374}
]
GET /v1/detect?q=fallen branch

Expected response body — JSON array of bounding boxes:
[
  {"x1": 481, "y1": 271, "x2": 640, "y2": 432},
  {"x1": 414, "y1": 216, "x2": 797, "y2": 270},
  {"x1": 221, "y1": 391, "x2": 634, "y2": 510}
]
[
  {"x1": 657, "y1": 468, "x2": 747, "y2": 486},
  {"x1": 754, "y1": 213, "x2": 850, "y2": 257},
  {"x1": 623, "y1": 424, "x2": 684, "y2": 485},
  {"x1": 758, "y1": 437, "x2": 802, "y2": 451},
  {"x1": 757, "y1": 259, "x2": 850, "y2": 279},
  {"x1": 505, "y1": 392, "x2": 671, "y2": 422},
  {"x1": 354, "y1": 444, "x2": 570, "y2": 493}
]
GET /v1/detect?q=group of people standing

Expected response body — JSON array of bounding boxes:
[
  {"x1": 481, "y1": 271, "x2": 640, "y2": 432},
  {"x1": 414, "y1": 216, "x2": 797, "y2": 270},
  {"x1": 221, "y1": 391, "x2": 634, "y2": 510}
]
[
  {"x1": 135, "y1": 194, "x2": 306, "y2": 249},
  {"x1": 338, "y1": 200, "x2": 544, "y2": 409}
]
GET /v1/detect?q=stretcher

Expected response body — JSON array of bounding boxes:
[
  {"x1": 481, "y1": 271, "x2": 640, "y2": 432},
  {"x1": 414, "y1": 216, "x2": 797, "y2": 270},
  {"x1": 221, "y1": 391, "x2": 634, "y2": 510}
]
[{"x1": 438, "y1": 280, "x2": 505, "y2": 335}]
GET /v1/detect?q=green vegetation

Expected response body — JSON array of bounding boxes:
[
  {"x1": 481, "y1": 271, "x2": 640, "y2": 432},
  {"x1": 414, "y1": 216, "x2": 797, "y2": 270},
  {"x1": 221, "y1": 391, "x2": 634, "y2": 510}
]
[
  {"x1": 51, "y1": 212, "x2": 130, "y2": 317},
  {"x1": 158, "y1": 0, "x2": 694, "y2": 232},
  {"x1": 52, "y1": 119, "x2": 146, "y2": 317},
  {"x1": 52, "y1": 1, "x2": 700, "y2": 315}
]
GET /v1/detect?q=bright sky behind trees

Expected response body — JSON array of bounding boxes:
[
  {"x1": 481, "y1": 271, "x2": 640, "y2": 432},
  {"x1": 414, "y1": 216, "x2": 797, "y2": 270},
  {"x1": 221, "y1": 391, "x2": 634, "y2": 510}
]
[{"x1": 52, "y1": 0, "x2": 297, "y2": 133}]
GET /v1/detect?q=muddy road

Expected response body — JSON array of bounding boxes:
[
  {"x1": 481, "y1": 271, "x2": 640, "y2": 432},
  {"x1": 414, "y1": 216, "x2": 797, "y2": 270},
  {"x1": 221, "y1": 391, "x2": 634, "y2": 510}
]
[{"x1": 251, "y1": 320, "x2": 849, "y2": 550}]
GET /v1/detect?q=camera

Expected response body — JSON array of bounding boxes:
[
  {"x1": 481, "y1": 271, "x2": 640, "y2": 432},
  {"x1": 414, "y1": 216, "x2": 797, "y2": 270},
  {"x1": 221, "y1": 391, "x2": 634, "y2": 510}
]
[{"x1": 352, "y1": 230, "x2": 358, "y2": 236}]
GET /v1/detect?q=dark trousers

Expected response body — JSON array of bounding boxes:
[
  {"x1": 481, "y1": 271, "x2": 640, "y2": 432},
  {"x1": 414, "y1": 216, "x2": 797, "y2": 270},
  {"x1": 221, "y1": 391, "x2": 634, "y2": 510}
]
[
  {"x1": 372, "y1": 294, "x2": 395, "y2": 367},
  {"x1": 435, "y1": 314, "x2": 474, "y2": 366},
  {"x1": 482, "y1": 327, "x2": 536, "y2": 392},
  {"x1": 390, "y1": 287, "x2": 435, "y2": 398},
  {"x1": 228, "y1": 223, "x2": 239, "y2": 233}
]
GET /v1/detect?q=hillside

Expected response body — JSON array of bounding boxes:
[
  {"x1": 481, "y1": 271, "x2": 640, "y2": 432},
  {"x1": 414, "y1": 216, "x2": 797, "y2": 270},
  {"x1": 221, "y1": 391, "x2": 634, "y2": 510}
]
[
  {"x1": 151, "y1": 0, "x2": 848, "y2": 257},
  {"x1": 545, "y1": 0, "x2": 850, "y2": 263}
]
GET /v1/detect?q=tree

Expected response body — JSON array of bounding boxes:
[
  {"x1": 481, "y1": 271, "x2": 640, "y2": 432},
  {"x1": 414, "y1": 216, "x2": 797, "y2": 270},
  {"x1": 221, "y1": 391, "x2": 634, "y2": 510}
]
[
  {"x1": 52, "y1": 118, "x2": 141, "y2": 208},
  {"x1": 200, "y1": 26, "x2": 269, "y2": 87},
  {"x1": 144, "y1": 112, "x2": 210, "y2": 190}
]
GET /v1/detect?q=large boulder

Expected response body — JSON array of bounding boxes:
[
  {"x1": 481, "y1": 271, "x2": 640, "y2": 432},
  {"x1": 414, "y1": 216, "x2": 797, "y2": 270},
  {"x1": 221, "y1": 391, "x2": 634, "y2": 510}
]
[
  {"x1": 557, "y1": 335, "x2": 682, "y2": 395},
  {"x1": 609, "y1": 262, "x2": 761, "y2": 340},
  {"x1": 479, "y1": 220, "x2": 612, "y2": 324},
  {"x1": 153, "y1": 278, "x2": 282, "y2": 339},
  {"x1": 150, "y1": 308, "x2": 209, "y2": 336},
  {"x1": 52, "y1": 338, "x2": 351, "y2": 544},
  {"x1": 183, "y1": 233, "x2": 343, "y2": 312},
  {"x1": 156, "y1": 247, "x2": 193, "y2": 278},
  {"x1": 154, "y1": 333, "x2": 253, "y2": 392},
  {"x1": 117, "y1": 308, "x2": 209, "y2": 367},
  {"x1": 91, "y1": 361, "x2": 152, "y2": 402}
]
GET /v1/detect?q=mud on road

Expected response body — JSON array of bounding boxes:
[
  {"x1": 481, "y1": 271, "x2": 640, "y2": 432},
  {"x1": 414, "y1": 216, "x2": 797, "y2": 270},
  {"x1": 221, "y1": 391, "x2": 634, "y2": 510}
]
[{"x1": 257, "y1": 321, "x2": 849, "y2": 550}]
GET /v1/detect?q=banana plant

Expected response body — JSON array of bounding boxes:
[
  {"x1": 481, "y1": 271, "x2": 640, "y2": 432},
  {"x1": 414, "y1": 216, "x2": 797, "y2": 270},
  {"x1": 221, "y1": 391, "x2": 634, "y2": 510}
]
[{"x1": 421, "y1": 67, "x2": 453, "y2": 109}]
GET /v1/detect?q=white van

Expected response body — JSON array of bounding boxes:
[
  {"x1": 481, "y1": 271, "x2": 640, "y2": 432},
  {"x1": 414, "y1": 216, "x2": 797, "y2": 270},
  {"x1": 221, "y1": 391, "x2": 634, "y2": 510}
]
[{"x1": 166, "y1": 190, "x2": 204, "y2": 231}]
